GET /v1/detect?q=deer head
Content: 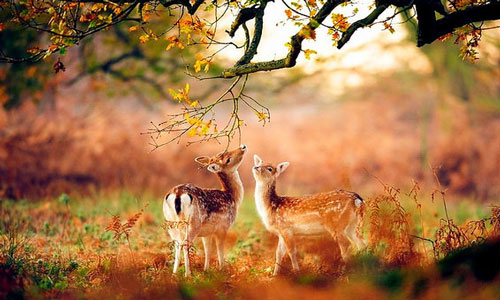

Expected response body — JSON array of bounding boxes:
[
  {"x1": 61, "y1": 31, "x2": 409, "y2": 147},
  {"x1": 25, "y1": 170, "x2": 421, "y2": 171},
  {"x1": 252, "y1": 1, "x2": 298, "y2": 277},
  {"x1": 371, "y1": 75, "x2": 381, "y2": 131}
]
[
  {"x1": 195, "y1": 145, "x2": 247, "y2": 173},
  {"x1": 252, "y1": 154, "x2": 289, "y2": 185}
]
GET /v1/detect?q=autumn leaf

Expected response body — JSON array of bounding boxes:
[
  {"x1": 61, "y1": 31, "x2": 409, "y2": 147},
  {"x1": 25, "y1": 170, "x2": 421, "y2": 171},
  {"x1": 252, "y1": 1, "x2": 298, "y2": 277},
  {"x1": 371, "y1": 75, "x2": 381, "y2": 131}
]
[
  {"x1": 129, "y1": 26, "x2": 139, "y2": 32},
  {"x1": 168, "y1": 83, "x2": 194, "y2": 104},
  {"x1": 53, "y1": 58, "x2": 65, "y2": 73},
  {"x1": 27, "y1": 47, "x2": 42, "y2": 54},
  {"x1": 139, "y1": 34, "x2": 149, "y2": 44},
  {"x1": 193, "y1": 54, "x2": 210, "y2": 73},
  {"x1": 299, "y1": 27, "x2": 316, "y2": 40},
  {"x1": 168, "y1": 88, "x2": 182, "y2": 101},
  {"x1": 383, "y1": 22, "x2": 395, "y2": 34},
  {"x1": 254, "y1": 111, "x2": 267, "y2": 121},
  {"x1": 285, "y1": 9, "x2": 292, "y2": 19},
  {"x1": 165, "y1": 35, "x2": 184, "y2": 51},
  {"x1": 438, "y1": 33, "x2": 453, "y2": 42},
  {"x1": 303, "y1": 49, "x2": 317, "y2": 60},
  {"x1": 188, "y1": 128, "x2": 197, "y2": 137},
  {"x1": 331, "y1": 13, "x2": 349, "y2": 32}
]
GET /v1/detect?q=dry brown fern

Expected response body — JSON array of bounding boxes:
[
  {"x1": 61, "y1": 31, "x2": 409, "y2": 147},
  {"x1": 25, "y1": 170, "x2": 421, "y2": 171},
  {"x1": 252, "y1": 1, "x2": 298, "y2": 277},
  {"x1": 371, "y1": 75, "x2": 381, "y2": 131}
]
[
  {"x1": 105, "y1": 206, "x2": 146, "y2": 251},
  {"x1": 367, "y1": 179, "x2": 417, "y2": 266},
  {"x1": 430, "y1": 166, "x2": 500, "y2": 257}
]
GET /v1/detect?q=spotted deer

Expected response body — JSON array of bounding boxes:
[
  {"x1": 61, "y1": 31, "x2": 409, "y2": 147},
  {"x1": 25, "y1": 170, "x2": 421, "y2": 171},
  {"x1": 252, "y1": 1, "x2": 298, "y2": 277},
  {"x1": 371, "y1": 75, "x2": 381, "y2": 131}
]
[
  {"x1": 252, "y1": 154, "x2": 366, "y2": 275},
  {"x1": 163, "y1": 145, "x2": 247, "y2": 276}
]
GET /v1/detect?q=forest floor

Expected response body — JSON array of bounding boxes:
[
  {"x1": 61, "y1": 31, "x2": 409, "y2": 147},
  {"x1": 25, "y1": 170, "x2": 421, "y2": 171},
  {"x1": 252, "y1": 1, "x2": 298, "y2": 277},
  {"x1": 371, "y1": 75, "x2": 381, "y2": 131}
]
[{"x1": 1, "y1": 188, "x2": 500, "y2": 300}]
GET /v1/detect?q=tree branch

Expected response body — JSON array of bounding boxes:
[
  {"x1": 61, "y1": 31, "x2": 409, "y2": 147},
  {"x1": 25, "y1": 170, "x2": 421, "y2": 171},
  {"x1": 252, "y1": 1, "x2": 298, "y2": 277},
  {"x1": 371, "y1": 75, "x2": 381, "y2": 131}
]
[
  {"x1": 415, "y1": 1, "x2": 437, "y2": 47},
  {"x1": 158, "y1": 0, "x2": 204, "y2": 14},
  {"x1": 227, "y1": 5, "x2": 260, "y2": 37},
  {"x1": 337, "y1": 4, "x2": 390, "y2": 49},
  {"x1": 222, "y1": 0, "x2": 343, "y2": 78},
  {"x1": 235, "y1": 2, "x2": 268, "y2": 65},
  {"x1": 417, "y1": 2, "x2": 500, "y2": 46}
]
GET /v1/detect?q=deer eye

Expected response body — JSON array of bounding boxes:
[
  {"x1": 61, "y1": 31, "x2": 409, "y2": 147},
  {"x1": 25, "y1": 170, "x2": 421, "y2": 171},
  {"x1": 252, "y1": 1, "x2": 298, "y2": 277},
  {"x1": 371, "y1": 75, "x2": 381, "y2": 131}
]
[
  {"x1": 267, "y1": 167, "x2": 273, "y2": 172},
  {"x1": 226, "y1": 158, "x2": 231, "y2": 164}
]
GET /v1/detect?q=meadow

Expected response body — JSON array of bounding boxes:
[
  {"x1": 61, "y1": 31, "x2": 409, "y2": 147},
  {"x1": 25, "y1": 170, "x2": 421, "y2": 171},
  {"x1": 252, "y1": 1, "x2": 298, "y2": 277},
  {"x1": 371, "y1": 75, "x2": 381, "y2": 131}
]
[{"x1": 1, "y1": 177, "x2": 500, "y2": 299}]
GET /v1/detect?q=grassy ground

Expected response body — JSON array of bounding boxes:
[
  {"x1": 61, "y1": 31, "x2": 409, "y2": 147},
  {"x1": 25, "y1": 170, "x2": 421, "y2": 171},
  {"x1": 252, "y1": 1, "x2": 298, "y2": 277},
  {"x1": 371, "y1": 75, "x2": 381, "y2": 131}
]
[{"x1": 1, "y1": 189, "x2": 499, "y2": 300}]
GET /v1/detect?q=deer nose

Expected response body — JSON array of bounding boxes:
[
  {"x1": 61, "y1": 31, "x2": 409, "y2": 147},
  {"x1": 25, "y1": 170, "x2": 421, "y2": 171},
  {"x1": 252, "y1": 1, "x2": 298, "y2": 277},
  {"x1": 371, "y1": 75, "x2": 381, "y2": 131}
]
[{"x1": 240, "y1": 145, "x2": 247, "y2": 151}]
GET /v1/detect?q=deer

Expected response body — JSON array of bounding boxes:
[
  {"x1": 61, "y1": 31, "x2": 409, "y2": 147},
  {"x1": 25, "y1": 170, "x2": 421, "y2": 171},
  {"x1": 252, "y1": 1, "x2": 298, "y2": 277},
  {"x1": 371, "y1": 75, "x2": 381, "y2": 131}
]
[
  {"x1": 163, "y1": 145, "x2": 247, "y2": 276},
  {"x1": 252, "y1": 154, "x2": 366, "y2": 275}
]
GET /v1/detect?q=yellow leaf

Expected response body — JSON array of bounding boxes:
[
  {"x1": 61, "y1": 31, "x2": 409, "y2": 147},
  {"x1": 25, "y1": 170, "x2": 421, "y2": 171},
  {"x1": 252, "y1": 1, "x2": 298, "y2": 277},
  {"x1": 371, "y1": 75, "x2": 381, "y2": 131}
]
[
  {"x1": 384, "y1": 22, "x2": 395, "y2": 34},
  {"x1": 168, "y1": 88, "x2": 183, "y2": 102},
  {"x1": 188, "y1": 128, "x2": 197, "y2": 137},
  {"x1": 139, "y1": 34, "x2": 149, "y2": 44},
  {"x1": 194, "y1": 60, "x2": 202, "y2": 73},
  {"x1": 200, "y1": 125, "x2": 209, "y2": 135},
  {"x1": 254, "y1": 111, "x2": 268, "y2": 121},
  {"x1": 184, "y1": 83, "x2": 190, "y2": 95},
  {"x1": 303, "y1": 49, "x2": 317, "y2": 60},
  {"x1": 190, "y1": 100, "x2": 199, "y2": 107}
]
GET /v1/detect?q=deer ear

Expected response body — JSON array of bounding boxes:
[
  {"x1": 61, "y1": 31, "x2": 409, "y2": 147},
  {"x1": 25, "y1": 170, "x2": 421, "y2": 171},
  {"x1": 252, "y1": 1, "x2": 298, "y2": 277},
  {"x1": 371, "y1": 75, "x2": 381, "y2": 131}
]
[
  {"x1": 195, "y1": 156, "x2": 211, "y2": 165},
  {"x1": 276, "y1": 162, "x2": 290, "y2": 175},
  {"x1": 253, "y1": 154, "x2": 263, "y2": 166}
]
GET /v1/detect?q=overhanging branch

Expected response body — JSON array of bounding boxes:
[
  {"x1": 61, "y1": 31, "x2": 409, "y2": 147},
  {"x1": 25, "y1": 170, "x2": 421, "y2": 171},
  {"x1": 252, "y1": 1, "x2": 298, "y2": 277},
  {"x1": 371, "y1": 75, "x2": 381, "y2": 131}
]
[
  {"x1": 222, "y1": 0, "x2": 343, "y2": 78},
  {"x1": 418, "y1": 2, "x2": 500, "y2": 46},
  {"x1": 235, "y1": 2, "x2": 268, "y2": 66},
  {"x1": 337, "y1": 4, "x2": 390, "y2": 49}
]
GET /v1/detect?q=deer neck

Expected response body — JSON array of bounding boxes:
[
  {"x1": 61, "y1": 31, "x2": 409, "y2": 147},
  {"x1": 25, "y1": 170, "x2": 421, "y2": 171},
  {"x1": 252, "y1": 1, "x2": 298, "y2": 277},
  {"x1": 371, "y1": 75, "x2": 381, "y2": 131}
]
[
  {"x1": 216, "y1": 170, "x2": 244, "y2": 204},
  {"x1": 255, "y1": 180, "x2": 280, "y2": 208}
]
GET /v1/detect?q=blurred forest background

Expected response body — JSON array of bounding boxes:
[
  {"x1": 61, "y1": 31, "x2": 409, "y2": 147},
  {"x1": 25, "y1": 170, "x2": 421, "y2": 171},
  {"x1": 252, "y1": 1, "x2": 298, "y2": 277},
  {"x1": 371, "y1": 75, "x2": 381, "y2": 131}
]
[{"x1": 1, "y1": 13, "x2": 499, "y2": 202}]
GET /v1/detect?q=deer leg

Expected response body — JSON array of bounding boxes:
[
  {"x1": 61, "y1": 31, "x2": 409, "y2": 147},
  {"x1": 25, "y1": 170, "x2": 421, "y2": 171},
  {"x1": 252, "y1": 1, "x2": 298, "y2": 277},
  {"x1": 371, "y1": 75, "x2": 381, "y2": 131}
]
[
  {"x1": 182, "y1": 239, "x2": 193, "y2": 277},
  {"x1": 280, "y1": 231, "x2": 299, "y2": 272},
  {"x1": 344, "y1": 220, "x2": 366, "y2": 251},
  {"x1": 324, "y1": 223, "x2": 352, "y2": 262},
  {"x1": 202, "y1": 236, "x2": 215, "y2": 271},
  {"x1": 215, "y1": 232, "x2": 227, "y2": 270},
  {"x1": 173, "y1": 240, "x2": 181, "y2": 274},
  {"x1": 334, "y1": 231, "x2": 352, "y2": 261},
  {"x1": 273, "y1": 235, "x2": 287, "y2": 276},
  {"x1": 182, "y1": 227, "x2": 200, "y2": 277}
]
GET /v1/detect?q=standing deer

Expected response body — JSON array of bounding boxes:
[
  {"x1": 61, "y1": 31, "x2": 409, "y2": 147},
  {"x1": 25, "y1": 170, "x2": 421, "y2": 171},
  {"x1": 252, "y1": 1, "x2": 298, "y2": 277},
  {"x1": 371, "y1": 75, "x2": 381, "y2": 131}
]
[
  {"x1": 252, "y1": 154, "x2": 366, "y2": 275},
  {"x1": 163, "y1": 145, "x2": 247, "y2": 276}
]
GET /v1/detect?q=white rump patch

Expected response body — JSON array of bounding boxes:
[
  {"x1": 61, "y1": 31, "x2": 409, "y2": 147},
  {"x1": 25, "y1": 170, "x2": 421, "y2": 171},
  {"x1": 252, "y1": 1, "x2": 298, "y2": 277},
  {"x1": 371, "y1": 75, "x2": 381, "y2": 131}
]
[
  {"x1": 179, "y1": 193, "x2": 193, "y2": 218},
  {"x1": 354, "y1": 198, "x2": 363, "y2": 208},
  {"x1": 163, "y1": 194, "x2": 177, "y2": 221}
]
